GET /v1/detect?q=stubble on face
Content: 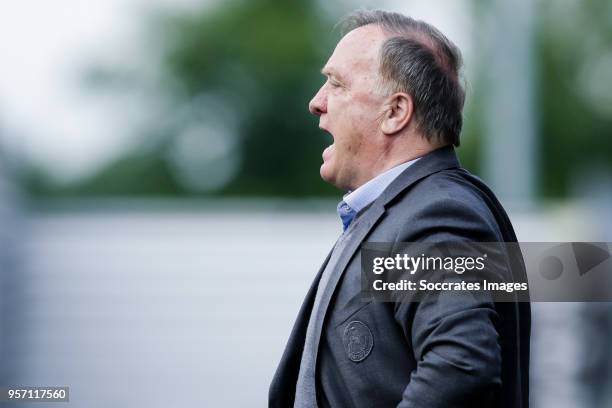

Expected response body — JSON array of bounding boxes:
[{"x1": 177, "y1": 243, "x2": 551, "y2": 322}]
[{"x1": 316, "y1": 25, "x2": 389, "y2": 191}]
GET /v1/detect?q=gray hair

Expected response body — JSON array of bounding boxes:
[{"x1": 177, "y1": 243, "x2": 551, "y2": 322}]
[{"x1": 339, "y1": 10, "x2": 465, "y2": 146}]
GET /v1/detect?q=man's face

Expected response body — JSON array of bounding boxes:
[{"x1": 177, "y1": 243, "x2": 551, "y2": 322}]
[{"x1": 309, "y1": 25, "x2": 388, "y2": 191}]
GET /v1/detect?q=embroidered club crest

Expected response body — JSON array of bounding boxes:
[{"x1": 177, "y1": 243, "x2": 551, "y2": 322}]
[{"x1": 343, "y1": 320, "x2": 373, "y2": 362}]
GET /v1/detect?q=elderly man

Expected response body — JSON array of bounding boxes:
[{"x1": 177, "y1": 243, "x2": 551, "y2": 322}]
[{"x1": 270, "y1": 10, "x2": 530, "y2": 408}]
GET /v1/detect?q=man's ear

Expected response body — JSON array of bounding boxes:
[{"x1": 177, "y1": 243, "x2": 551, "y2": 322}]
[{"x1": 380, "y1": 93, "x2": 414, "y2": 135}]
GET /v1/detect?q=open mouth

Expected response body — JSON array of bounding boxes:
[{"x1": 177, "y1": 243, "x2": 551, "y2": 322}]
[
  {"x1": 320, "y1": 126, "x2": 334, "y2": 143},
  {"x1": 320, "y1": 127, "x2": 335, "y2": 160}
]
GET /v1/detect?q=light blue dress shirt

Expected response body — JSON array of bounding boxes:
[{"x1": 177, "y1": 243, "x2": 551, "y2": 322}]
[{"x1": 336, "y1": 157, "x2": 420, "y2": 230}]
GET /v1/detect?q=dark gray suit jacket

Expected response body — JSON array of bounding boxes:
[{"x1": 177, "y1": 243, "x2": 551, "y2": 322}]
[{"x1": 270, "y1": 146, "x2": 530, "y2": 407}]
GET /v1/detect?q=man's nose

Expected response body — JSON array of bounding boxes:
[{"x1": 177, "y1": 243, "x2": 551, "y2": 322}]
[{"x1": 308, "y1": 88, "x2": 327, "y2": 116}]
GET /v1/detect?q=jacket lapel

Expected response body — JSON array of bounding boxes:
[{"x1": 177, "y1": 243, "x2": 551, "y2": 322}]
[
  {"x1": 308, "y1": 202, "x2": 386, "y2": 365},
  {"x1": 381, "y1": 145, "x2": 460, "y2": 207},
  {"x1": 269, "y1": 245, "x2": 335, "y2": 406}
]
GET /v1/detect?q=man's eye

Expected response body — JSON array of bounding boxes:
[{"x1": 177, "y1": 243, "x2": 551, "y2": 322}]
[{"x1": 329, "y1": 80, "x2": 341, "y2": 88}]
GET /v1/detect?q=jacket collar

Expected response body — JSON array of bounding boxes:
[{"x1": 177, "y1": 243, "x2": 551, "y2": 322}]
[{"x1": 380, "y1": 144, "x2": 460, "y2": 207}]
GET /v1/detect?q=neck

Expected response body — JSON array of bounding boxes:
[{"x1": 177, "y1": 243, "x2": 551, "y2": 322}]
[{"x1": 354, "y1": 139, "x2": 447, "y2": 189}]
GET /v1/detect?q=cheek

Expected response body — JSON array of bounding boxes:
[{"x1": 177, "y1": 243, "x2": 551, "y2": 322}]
[
  {"x1": 340, "y1": 106, "x2": 375, "y2": 141},
  {"x1": 329, "y1": 91, "x2": 381, "y2": 140}
]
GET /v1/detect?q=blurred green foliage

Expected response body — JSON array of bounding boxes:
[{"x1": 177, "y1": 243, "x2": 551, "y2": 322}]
[
  {"x1": 535, "y1": 0, "x2": 612, "y2": 197},
  {"x1": 26, "y1": 0, "x2": 611, "y2": 199},
  {"x1": 57, "y1": 0, "x2": 339, "y2": 197}
]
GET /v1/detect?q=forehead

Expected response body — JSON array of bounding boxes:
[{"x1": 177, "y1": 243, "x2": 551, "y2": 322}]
[{"x1": 324, "y1": 25, "x2": 387, "y2": 79}]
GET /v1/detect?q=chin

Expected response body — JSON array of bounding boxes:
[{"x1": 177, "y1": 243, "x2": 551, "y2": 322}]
[
  {"x1": 320, "y1": 163, "x2": 338, "y2": 187},
  {"x1": 320, "y1": 164, "x2": 333, "y2": 183},
  {"x1": 321, "y1": 164, "x2": 350, "y2": 191}
]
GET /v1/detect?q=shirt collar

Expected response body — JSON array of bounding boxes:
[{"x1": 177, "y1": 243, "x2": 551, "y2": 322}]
[{"x1": 343, "y1": 157, "x2": 420, "y2": 214}]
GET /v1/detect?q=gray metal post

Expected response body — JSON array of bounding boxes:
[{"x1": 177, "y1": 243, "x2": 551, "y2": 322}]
[{"x1": 483, "y1": 0, "x2": 537, "y2": 208}]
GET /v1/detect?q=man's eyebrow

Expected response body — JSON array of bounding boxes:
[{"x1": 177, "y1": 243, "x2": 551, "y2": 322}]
[
  {"x1": 321, "y1": 68, "x2": 350, "y2": 87},
  {"x1": 321, "y1": 67, "x2": 343, "y2": 81}
]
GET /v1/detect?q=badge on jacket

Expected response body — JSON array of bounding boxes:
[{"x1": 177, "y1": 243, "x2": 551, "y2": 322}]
[{"x1": 343, "y1": 320, "x2": 374, "y2": 362}]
